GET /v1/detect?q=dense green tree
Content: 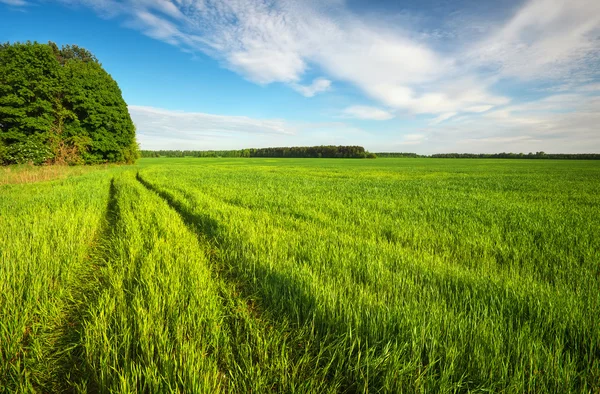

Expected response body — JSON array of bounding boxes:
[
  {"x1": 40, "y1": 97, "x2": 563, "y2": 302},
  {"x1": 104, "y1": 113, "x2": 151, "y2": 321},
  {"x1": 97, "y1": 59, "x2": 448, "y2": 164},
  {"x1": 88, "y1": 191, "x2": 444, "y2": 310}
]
[
  {"x1": 0, "y1": 43, "x2": 59, "y2": 144},
  {"x1": 0, "y1": 41, "x2": 138, "y2": 165}
]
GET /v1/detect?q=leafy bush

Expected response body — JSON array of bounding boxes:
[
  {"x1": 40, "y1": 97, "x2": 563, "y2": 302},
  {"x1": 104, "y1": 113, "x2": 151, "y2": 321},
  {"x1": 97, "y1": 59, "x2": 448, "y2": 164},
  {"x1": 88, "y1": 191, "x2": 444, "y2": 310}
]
[
  {"x1": 5, "y1": 138, "x2": 54, "y2": 165},
  {"x1": 123, "y1": 141, "x2": 141, "y2": 164}
]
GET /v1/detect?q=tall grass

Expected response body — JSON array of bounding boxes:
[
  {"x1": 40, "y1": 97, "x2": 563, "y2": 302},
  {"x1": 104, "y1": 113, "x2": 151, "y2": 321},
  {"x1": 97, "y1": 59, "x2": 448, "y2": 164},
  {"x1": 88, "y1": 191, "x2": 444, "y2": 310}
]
[
  {"x1": 77, "y1": 173, "x2": 343, "y2": 392},
  {"x1": 0, "y1": 171, "x2": 114, "y2": 391},
  {"x1": 138, "y1": 158, "x2": 600, "y2": 392},
  {"x1": 1, "y1": 170, "x2": 344, "y2": 392},
  {"x1": 1, "y1": 158, "x2": 599, "y2": 392},
  {"x1": 0, "y1": 163, "x2": 114, "y2": 186}
]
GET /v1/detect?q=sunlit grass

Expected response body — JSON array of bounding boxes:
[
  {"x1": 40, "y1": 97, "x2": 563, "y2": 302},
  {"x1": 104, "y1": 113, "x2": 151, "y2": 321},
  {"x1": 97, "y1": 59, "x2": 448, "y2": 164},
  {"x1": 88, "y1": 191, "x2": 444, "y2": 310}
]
[
  {"x1": 138, "y1": 158, "x2": 600, "y2": 392},
  {"x1": 0, "y1": 163, "x2": 117, "y2": 186},
  {"x1": 1, "y1": 158, "x2": 599, "y2": 393}
]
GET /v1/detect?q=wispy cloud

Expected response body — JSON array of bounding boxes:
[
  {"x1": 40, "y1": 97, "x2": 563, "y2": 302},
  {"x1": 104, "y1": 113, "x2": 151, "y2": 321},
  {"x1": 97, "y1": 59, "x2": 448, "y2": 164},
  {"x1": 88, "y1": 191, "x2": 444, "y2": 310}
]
[
  {"x1": 417, "y1": 94, "x2": 600, "y2": 153},
  {"x1": 342, "y1": 106, "x2": 395, "y2": 121},
  {"x1": 1, "y1": 0, "x2": 29, "y2": 6},
  {"x1": 130, "y1": 105, "x2": 292, "y2": 149},
  {"x1": 430, "y1": 112, "x2": 458, "y2": 125},
  {"x1": 130, "y1": 105, "x2": 292, "y2": 133},
  {"x1": 470, "y1": 0, "x2": 600, "y2": 81},
  {"x1": 53, "y1": 0, "x2": 505, "y2": 112},
  {"x1": 291, "y1": 78, "x2": 331, "y2": 97},
  {"x1": 399, "y1": 134, "x2": 426, "y2": 146},
  {"x1": 60, "y1": 0, "x2": 599, "y2": 114},
  {"x1": 54, "y1": 0, "x2": 600, "y2": 152},
  {"x1": 129, "y1": 105, "x2": 375, "y2": 150}
]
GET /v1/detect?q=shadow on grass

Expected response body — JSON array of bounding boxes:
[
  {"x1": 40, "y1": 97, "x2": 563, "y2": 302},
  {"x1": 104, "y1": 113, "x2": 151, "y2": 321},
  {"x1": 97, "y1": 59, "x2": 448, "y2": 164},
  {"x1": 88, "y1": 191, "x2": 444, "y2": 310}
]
[
  {"x1": 136, "y1": 172, "x2": 220, "y2": 240},
  {"x1": 134, "y1": 171, "x2": 600, "y2": 393},
  {"x1": 134, "y1": 172, "x2": 377, "y2": 391},
  {"x1": 134, "y1": 173, "x2": 348, "y2": 387},
  {"x1": 38, "y1": 178, "x2": 119, "y2": 393}
]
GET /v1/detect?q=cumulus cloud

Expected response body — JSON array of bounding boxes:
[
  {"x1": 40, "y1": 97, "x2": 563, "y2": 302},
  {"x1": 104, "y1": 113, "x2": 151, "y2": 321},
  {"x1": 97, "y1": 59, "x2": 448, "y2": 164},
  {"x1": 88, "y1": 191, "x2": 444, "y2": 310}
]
[{"x1": 342, "y1": 106, "x2": 395, "y2": 121}]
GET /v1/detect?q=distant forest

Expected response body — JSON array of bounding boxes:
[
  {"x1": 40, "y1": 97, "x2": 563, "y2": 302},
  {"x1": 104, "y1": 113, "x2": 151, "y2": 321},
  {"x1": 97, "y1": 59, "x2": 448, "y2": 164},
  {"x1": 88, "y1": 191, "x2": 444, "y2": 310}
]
[
  {"x1": 141, "y1": 149, "x2": 600, "y2": 160},
  {"x1": 142, "y1": 146, "x2": 376, "y2": 159},
  {"x1": 378, "y1": 152, "x2": 600, "y2": 159}
]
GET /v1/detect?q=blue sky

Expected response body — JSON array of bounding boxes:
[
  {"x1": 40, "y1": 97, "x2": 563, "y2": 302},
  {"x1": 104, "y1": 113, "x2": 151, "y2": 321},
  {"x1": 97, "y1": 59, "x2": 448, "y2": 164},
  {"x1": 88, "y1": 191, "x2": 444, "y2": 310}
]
[{"x1": 1, "y1": 0, "x2": 599, "y2": 153}]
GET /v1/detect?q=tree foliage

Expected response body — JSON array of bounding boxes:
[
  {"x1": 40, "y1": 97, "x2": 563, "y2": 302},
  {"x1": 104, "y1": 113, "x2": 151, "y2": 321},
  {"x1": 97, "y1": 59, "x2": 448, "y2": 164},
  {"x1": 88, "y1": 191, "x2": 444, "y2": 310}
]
[{"x1": 0, "y1": 41, "x2": 138, "y2": 165}]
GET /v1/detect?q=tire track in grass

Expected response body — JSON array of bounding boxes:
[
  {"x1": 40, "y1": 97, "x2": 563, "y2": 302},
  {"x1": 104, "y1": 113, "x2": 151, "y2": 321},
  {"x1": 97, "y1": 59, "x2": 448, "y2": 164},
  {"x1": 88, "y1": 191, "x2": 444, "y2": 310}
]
[
  {"x1": 135, "y1": 171, "x2": 600, "y2": 393},
  {"x1": 37, "y1": 179, "x2": 118, "y2": 392},
  {"x1": 135, "y1": 171, "x2": 411, "y2": 393},
  {"x1": 136, "y1": 172, "x2": 343, "y2": 393},
  {"x1": 138, "y1": 171, "x2": 465, "y2": 393},
  {"x1": 77, "y1": 175, "x2": 229, "y2": 392},
  {"x1": 40, "y1": 176, "x2": 222, "y2": 392}
]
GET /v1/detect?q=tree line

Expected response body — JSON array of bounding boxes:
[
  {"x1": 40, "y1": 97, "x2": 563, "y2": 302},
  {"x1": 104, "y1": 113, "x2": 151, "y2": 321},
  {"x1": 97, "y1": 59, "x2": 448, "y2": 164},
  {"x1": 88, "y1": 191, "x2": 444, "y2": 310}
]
[
  {"x1": 374, "y1": 152, "x2": 421, "y2": 158},
  {"x1": 428, "y1": 152, "x2": 600, "y2": 159},
  {"x1": 377, "y1": 152, "x2": 600, "y2": 159},
  {"x1": 0, "y1": 41, "x2": 138, "y2": 165},
  {"x1": 141, "y1": 146, "x2": 377, "y2": 158},
  {"x1": 142, "y1": 149, "x2": 600, "y2": 160}
]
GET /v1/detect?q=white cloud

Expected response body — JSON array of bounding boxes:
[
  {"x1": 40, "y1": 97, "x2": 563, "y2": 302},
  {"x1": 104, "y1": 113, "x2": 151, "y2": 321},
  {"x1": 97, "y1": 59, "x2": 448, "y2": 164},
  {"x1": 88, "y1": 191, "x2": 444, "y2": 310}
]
[
  {"x1": 59, "y1": 0, "x2": 600, "y2": 152},
  {"x1": 430, "y1": 112, "x2": 457, "y2": 124},
  {"x1": 471, "y1": 0, "x2": 600, "y2": 81},
  {"x1": 291, "y1": 78, "x2": 331, "y2": 97},
  {"x1": 400, "y1": 134, "x2": 426, "y2": 145},
  {"x1": 578, "y1": 83, "x2": 600, "y2": 92},
  {"x1": 498, "y1": 94, "x2": 584, "y2": 114},
  {"x1": 129, "y1": 105, "x2": 378, "y2": 150},
  {"x1": 419, "y1": 94, "x2": 600, "y2": 153},
  {"x1": 130, "y1": 105, "x2": 292, "y2": 134},
  {"x1": 464, "y1": 105, "x2": 493, "y2": 113},
  {"x1": 129, "y1": 10, "x2": 185, "y2": 45},
  {"x1": 61, "y1": 0, "x2": 513, "y2": 114},
  {"x1": 342, "y1": 105, "x2": 395, "y2": 121},
  {"x1": 64, "y1": 0, "x2": 599, "y2": 115},
  {"x1": 129, "y1": 105, "x2": 294, "y2": 149}
]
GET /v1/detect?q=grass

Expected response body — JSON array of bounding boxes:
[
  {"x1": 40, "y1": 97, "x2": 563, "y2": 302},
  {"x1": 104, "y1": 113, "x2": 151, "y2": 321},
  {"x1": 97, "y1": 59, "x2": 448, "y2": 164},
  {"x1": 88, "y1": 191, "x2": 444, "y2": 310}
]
[
  {"x1": 1, "y1": 157, "x2": 599, "y2": 393},
  {"x1": 0, "y1": 163, "x2": 118, "y2": 186}
]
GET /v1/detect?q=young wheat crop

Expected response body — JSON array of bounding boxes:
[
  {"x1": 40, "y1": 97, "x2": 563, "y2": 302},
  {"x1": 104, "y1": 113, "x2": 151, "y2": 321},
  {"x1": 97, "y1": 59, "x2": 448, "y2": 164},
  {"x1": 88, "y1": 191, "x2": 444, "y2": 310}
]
[{"x1": 1, "y1": 158, "x2": 598, "y2": 393}]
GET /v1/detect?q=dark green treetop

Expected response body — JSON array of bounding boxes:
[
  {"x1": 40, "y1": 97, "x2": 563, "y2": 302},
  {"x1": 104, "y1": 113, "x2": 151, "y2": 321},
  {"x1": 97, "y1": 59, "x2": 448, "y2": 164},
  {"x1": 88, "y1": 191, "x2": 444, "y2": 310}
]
[{"x1": 0, "y1": 41, "x2": 138, "y2": 165}]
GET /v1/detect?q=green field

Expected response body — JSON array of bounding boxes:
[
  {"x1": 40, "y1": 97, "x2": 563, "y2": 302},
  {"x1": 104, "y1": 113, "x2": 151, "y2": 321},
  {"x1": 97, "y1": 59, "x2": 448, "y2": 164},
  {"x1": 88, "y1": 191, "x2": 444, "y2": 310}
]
[{"x1": 1, "y1": 158, "x2": 599, "y2": 393}]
